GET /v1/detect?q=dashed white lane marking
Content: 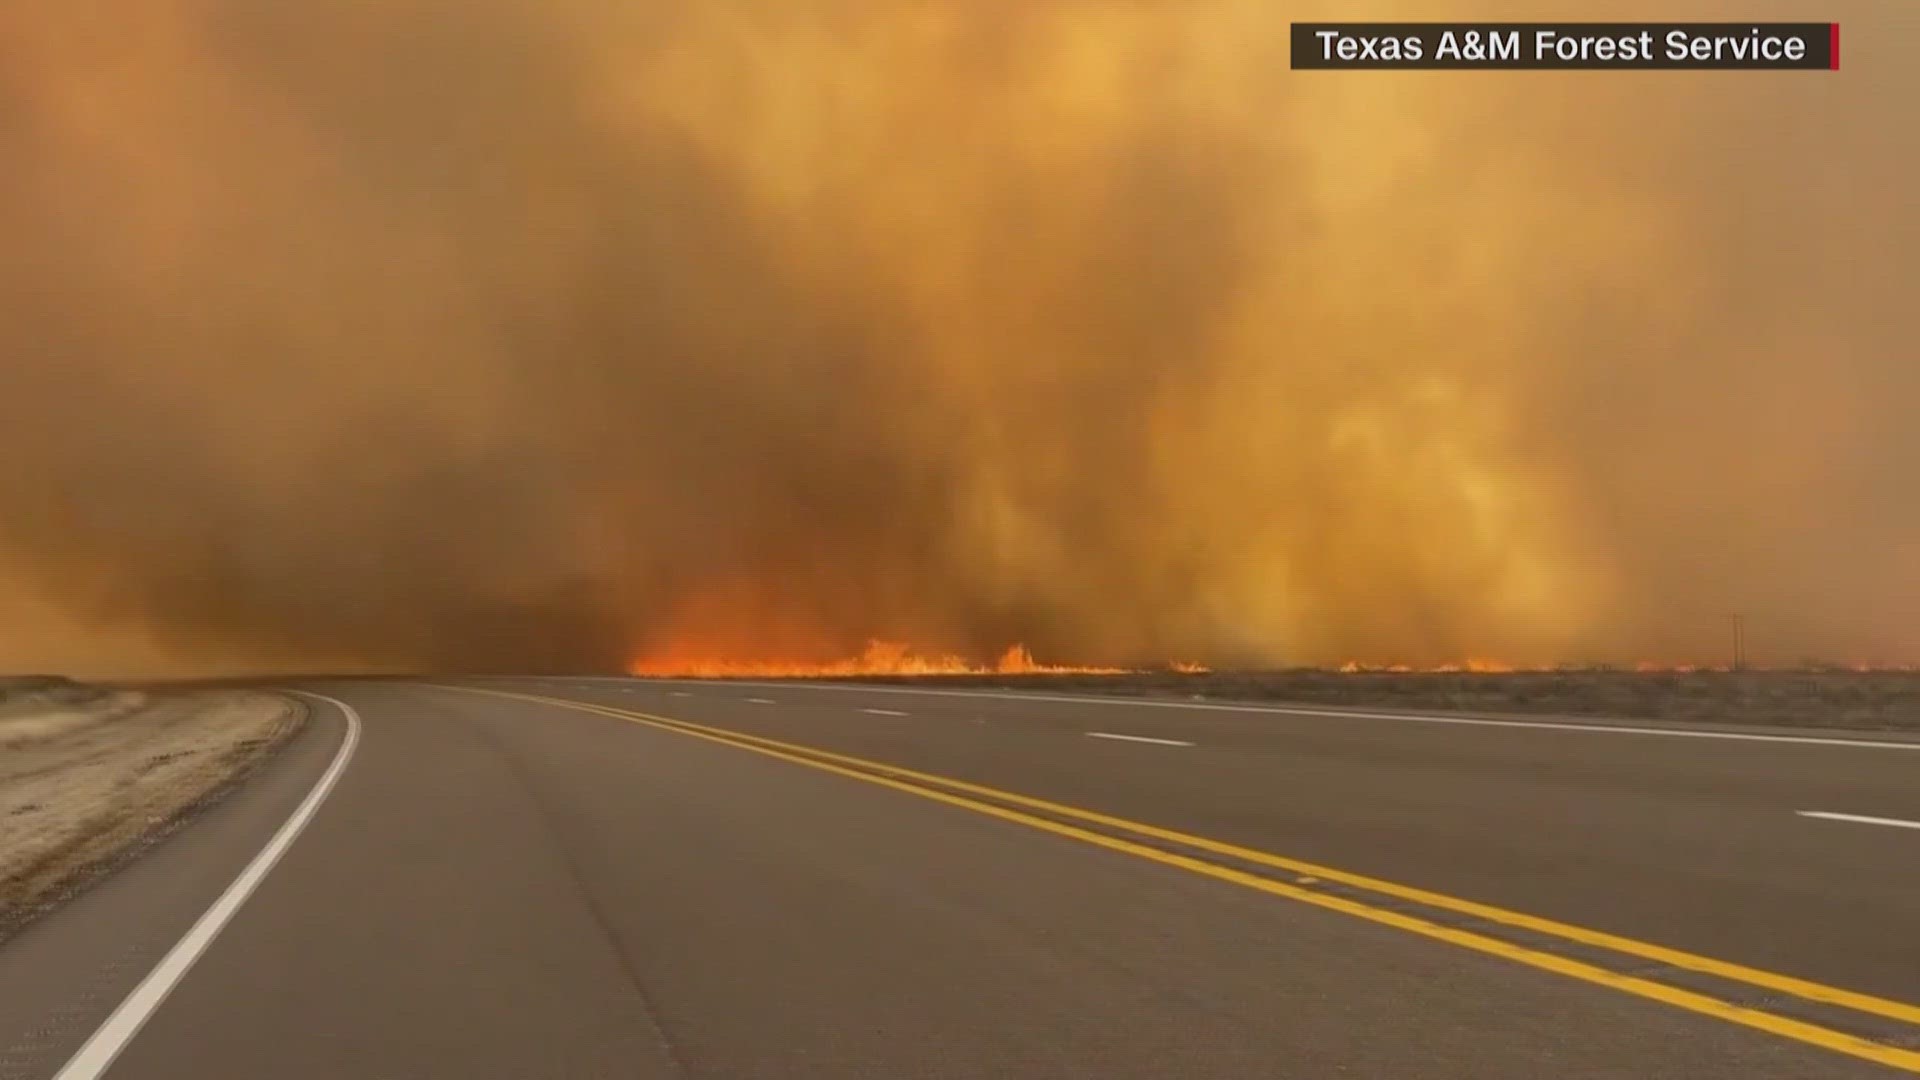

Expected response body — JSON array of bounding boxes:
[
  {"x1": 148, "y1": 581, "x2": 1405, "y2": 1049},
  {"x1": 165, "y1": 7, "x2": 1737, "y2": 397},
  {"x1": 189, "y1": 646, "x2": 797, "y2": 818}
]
[
  {"x1": 630, "y1": 679, "x2": 1920, "y2": 752},
  {"x1": 1086, "y1": 731, "x2": 1194, "y2": 747},
  {"x1": 746, "y1": 697, "x2": 776, "y2": 705},
  {"x1": 861, "y1": 708, "x2": 910, "y2": 717},
  {"x1": 53, "y1": 692, "x2": 363, "y2": 1080},
  {"x1": 1797, "y1": 810, "x2": 1920, "y2": 831},
  {"x1": 668, "y1": 691, "x2": 693, "y2": 698}
]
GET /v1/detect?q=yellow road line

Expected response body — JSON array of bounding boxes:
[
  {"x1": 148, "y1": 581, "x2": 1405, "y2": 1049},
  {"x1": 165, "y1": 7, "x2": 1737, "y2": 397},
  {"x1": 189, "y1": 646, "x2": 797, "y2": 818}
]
[
  {"x1": 502, "y1": 687, "x2": 1920, "y2": 1027},
  {"x1": 459, "y1": 686, "x2": 1920, "y2": 1073}
]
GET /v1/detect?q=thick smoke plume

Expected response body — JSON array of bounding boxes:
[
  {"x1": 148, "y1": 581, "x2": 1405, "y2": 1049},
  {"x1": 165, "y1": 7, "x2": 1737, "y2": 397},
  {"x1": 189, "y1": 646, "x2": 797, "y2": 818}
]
[{"x1": 1, "y1": 2, "x2": 1914, "y2": 674}]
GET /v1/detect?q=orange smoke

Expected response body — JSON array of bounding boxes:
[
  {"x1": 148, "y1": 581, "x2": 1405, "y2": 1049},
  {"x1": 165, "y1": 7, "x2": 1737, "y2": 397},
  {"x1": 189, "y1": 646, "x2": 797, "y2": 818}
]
[{"x1": 627, "y1": 639, "x2": 1128, "y2": 678}]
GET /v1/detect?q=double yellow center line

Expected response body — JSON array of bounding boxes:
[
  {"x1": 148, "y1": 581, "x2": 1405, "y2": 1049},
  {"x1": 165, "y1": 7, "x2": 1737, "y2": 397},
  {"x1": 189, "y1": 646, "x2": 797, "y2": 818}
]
[{"x1": 462, "y1": 686, "x2": 1920, "y2": 1073}]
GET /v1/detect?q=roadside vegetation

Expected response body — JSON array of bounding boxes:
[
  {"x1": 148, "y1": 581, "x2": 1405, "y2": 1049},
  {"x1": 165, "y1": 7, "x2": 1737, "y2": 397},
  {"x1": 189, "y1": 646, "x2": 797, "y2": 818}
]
[{"x1": 0, "y1": 678, "x2": 300, "y2": 941}]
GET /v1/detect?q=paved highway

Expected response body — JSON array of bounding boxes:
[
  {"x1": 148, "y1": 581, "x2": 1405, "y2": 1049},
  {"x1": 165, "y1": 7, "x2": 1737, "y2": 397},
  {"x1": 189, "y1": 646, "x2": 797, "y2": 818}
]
[{"x1": 3, "y1": 677, "x2": 1918, "y2": 1078}]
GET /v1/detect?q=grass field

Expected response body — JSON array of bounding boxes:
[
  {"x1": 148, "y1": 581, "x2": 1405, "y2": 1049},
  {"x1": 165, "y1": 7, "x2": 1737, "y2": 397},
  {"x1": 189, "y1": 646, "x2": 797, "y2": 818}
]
[{"x1": 0, "y1": 682, "x2": 300, "y2": 941}]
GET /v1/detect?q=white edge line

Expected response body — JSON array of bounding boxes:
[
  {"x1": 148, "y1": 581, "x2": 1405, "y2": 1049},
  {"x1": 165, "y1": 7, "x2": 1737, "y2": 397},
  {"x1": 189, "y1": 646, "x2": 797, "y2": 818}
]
[
  {"x1": 53, "y1": 691, "x2": 362, "y2": 1080},
  {"x1": 1087, "y1": 731, "x2": 1194, "y2": 747},
  {"x1": 1797, "y1": 810, "x2": 1920, "y2": 831},
  {"x1": 861, "y1": 708, "x2": 910, "y2": 717},
  {"x1": 572, "y1": 678, "x2": 1920, "y2": 752}
]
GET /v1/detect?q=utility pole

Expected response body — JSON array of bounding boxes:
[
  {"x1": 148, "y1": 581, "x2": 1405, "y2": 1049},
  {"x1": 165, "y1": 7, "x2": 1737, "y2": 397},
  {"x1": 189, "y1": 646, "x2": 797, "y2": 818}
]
[{"x1": 1728, "y1": 613, "x2": 1747, "y2": 672}]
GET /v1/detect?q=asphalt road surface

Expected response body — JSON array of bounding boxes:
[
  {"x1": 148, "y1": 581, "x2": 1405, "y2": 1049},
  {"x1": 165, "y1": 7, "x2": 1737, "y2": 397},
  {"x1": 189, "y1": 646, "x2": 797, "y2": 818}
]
[{"x1": 3, "y1": 677, "x2": 1918, "y2": 1078}]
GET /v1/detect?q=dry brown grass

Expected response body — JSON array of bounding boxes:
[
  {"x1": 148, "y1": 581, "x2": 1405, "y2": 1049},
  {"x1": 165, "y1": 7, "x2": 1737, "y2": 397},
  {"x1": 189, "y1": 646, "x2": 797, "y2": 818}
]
[{"x1": 0, "y1": 688, "x2": 302, "y2": 940}]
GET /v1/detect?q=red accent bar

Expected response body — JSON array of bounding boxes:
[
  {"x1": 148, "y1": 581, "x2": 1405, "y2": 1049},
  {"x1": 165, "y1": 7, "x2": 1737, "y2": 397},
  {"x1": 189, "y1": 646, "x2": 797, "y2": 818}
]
[{"x1": 1830, "y1": 23, "x2": 1840, "y2": 70}]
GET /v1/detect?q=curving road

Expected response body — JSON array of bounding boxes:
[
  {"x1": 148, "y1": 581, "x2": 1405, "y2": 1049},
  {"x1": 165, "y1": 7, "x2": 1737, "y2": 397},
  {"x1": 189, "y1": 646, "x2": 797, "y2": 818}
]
[{"x1": 3, "y1": 677, "x2": 1918, "y2": 1078}]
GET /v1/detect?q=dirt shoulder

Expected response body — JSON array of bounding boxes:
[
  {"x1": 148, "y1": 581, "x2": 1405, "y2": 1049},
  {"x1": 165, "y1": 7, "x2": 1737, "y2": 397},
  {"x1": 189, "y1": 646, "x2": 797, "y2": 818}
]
[{"x1": 0, "y1": 686, "x2": 303, "y2": 941}]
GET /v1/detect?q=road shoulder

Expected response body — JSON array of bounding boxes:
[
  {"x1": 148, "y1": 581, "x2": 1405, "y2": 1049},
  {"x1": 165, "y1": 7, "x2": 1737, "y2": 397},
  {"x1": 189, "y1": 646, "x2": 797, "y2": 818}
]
[{"x1": 0, "y1": 695, "x2": 344, "y2": 1079}]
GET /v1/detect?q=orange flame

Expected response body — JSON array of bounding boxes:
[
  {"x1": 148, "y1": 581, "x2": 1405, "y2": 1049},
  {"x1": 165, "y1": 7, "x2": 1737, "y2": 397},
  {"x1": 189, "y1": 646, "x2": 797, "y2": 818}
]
[
  {"x1": 627, "y1": 639, "x2": 1129, "y2": 678},
  {"x1": 1337, "y1": 659, "x2": 1522, "y2": 674}
]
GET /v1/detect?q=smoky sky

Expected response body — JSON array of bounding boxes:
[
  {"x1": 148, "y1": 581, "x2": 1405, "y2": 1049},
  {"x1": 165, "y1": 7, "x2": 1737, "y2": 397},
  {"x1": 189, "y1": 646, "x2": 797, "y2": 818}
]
[{"x1": 1, "y1": 2, "x2": 1915, "y2": 674}]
